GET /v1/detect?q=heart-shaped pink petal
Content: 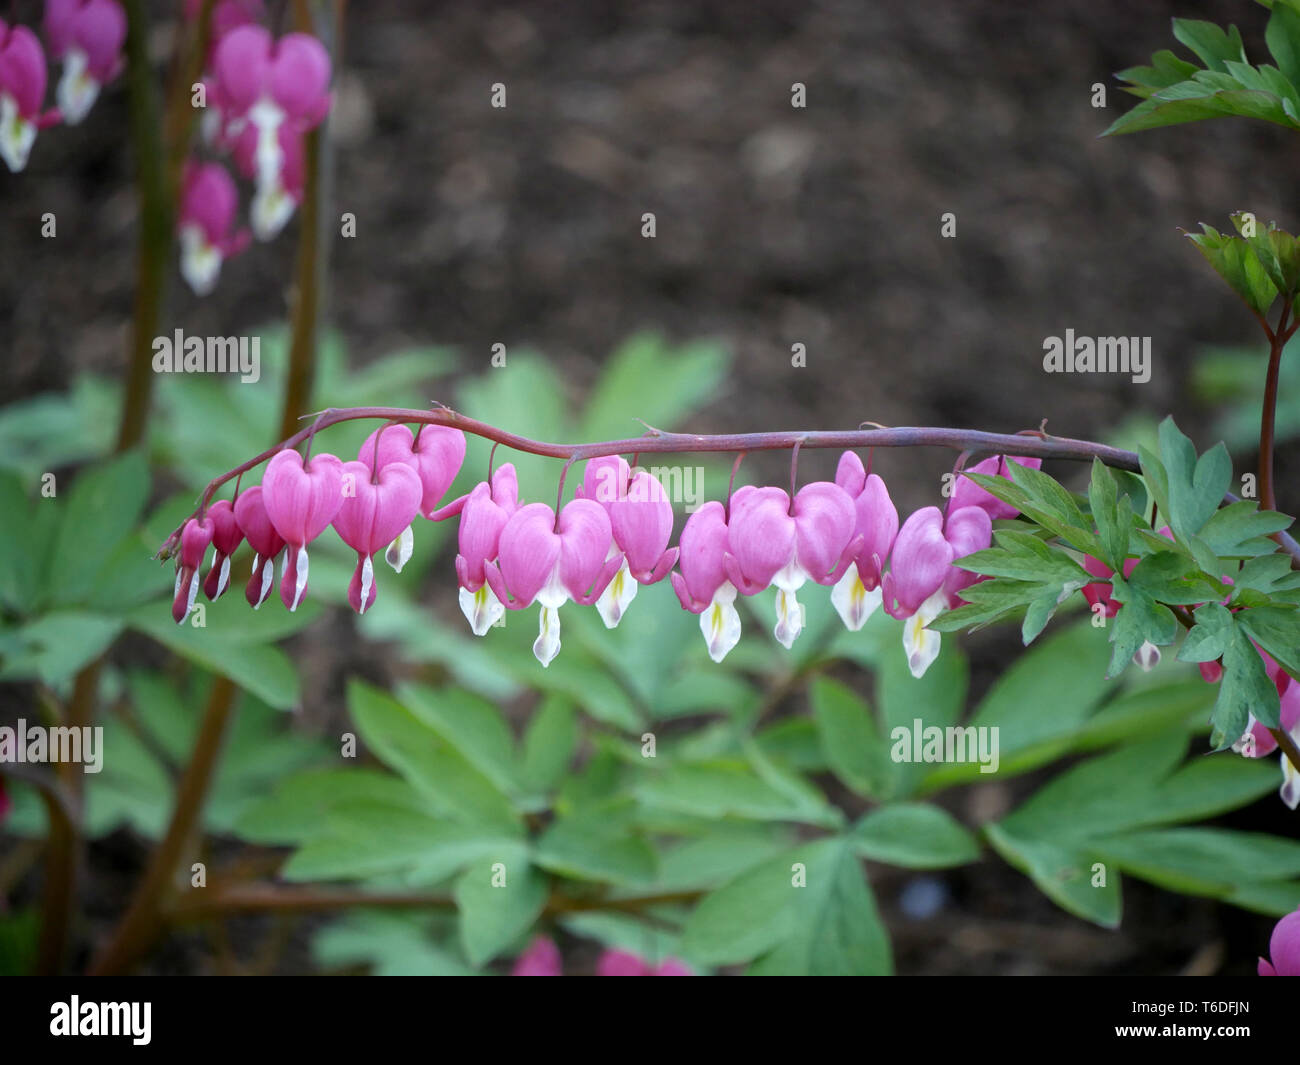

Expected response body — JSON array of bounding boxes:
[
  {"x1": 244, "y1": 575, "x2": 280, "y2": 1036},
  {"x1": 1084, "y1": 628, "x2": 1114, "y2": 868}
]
[{"x1": 261, "y1": 449, "x2": 344, "y2": 547}]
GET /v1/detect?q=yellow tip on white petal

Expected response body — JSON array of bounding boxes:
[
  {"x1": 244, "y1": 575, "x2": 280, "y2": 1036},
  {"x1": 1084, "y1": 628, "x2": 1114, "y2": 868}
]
[
  {"x1": 1282, "y1": 749, "x2": 1300, "y2": 810},
  {"x1": 459, "y1": 585, "x2": 504, "y2": 636},
  {"x1": 831, "y1": 563, "x2": 882, "y2": 632},
  {"x1": 903, "y1": 591, "x2": 947, "y2": 679},
  {"x1": 0, "y1": 94, "x2": 37, "y2": 172},
  {"x1": 701, "y1": 586, "x2": 742, "y2": 663},
  {"x1": 596, "y1": 560, "x2": 637, "y2": 629},
  {"x1": 180, "y1": 224, "x2": 222, "y2": 296},
  {"x1": 56, "y1": 50, "x2": 100, "y2": 125}
]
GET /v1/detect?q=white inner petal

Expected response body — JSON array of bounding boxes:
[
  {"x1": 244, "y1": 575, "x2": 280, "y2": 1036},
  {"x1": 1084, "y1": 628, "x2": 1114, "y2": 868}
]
[
  {"x1": 56, "y1": 49, "x2": 99, "y2": 125},
  {"x1": 1282, "y1": 753, "x2": 1300, "y2": 811},
  {"x1": 249, "y1": 97, "x2": 286, "y2": 186},
  {"x1": 184, "y1": 569, "x2": 200, "y2": 619},
  {"x1": 831, "y1": 562, "x2": 882, "y2": 632},
  {"x1": 773, "y1": 586, "x2": 805, "y2": 649},
  {"x1": 358, "y1": 555, "x2": 374, "y2": 614},
  {"x1": 902, "y1": 589, "x2": 948, "y2": 679},
  {"x1": 250, "y1": 179, "x2": 295, "y2": 241},
  {"x1": 535, "y1": 561, "x2": 570, "y2": 609},
  {"x1": 595, "y1": 559, "x2": 637, "y2": 629},
  {"x1": 180, "y1": 224, "x2": 222, "y2": 297},
  {"x1": 386, "y1": 525, "x2": 415, "y2": 573},
  {"x1": 533, "y1": 604, "x2": 562, "y2": 667},
  {"x1": 459, "y1": 584, "x2": 505, "y2": 636},
  {"x1": 0, "y1": 94, "x2": 36, "y2": 173},
  {"x1": 282, "y1": 544, "x2": 309, "y2": 612},
  {"x1": 701, "y1": 585, "x2": 742, "y2": 663}
]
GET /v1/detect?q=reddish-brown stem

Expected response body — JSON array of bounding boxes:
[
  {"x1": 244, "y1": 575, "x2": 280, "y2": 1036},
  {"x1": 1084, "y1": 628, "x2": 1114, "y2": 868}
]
[
  {"x1": 157, "y1": 408, "x2": 1300, "y2": 568},
  {"x1": 160, "y1": 409, "x2": 1143, "y2": 545},
  {"x1": 89, "y1": 676, "x2": 237, "y2": 975},
  {"x1": 166, "y1": 882, "x2": 703, "y2": 921},
  {"x1": 1260, "y1": 308, "x2": 1296, "y2": 515},
  {"x1": 115, "y1": 0, "x2": 174, "y2": 452}
]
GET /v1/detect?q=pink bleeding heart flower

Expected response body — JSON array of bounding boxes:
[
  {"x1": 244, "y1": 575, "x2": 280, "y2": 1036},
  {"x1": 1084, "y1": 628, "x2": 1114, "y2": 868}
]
[
  {"x1": 1081, "y1": 552, "x2": 1130, "y2": 620},
  {"x1": 1233, "y1": 681, "x2": 1300, "y2": 809},
  {"x1": 43, "y1": 0, "x2": 125, "y2": 124},
  {"x1": 184, "y1": 0, "x2": 265, "y2": 63},
  {"x1": 201, "y1": 499, "x2": 245, "y2": 601},
  {"x1": 233, "y1": 485, "x2": 285, "y2": 608},
  {"x1": 1260, "y1": 909, "x2": 1300, "y2": 975},
  {"x1": 1081, "y1": 526, "x2": 1175, "y2": 671},
  {"x1": 231, "y1": 120, "x2": 305, "y2": 240},
  {"x1": 0, "y1": 21, "x2": 59, "y2": 172},
  {"x1": 359, "y1": 422, "x2": 467, "y2": 535},
  {"x1": 331, "y1": 460, "x2": 423, "y2": 615},
  {"x1": 260, "y1": 449, "x2": 344, "y2": 611},
  {"x1": 881, "y1": 504, "x2": 990, "y2": 679},
  {"x1": 213, "y1": 25, "x2": 328, "y2": 233},
  {"x1": 831, "y1": 451, "x2": 899, "y2": 631},
  {"x1": 431, "y1": 464, "x2": 520, "y2": 635},
  {"x1": 213, "y1": 24, "x2": 330, "y2": 125},
  {"x1": 511, "y1": 936, "x2": 563, "y2": 977},
  {"x1": 596, "y1": 949, "x2": 692, "y2": 976},
  {"x1": 725, "y1": 483, "x2": 858, "y2": 649},
  {"x1": 483, "y1": 499, "x2": 621, "y2": 666},
  {"x1": 172, "y1": 517, "x2": 215, "y2": 624},
  {"x1": 577, "y1": 457, "x2": 679, "y2": 628},
  {"x1": 947, "y1": 454, "x2": 1042, "y2": 522},
  {"x1": 671, "y1": 501, "x2": 741, "y2": 663},
  {"x1": 178, "y1": 161, "x2": 251, "y2": 296},
  {"x1": 939, "y1": 504, "x2": 994, "y2": 608}
]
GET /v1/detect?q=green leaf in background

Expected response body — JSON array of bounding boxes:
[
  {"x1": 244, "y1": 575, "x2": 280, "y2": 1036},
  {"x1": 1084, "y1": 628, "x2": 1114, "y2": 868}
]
[
  {"x1": 347, "y1": 681, "x2": 520, "y2": 830},
  {"x1": 283, "y1": 805, "x2": 521, "y2": 884},
  {"x1": 454, "y1": 856, "x2": 548, "y2": 966},
  {"x1": 313, "y1": 912, "x2": 476, "y2": 976},
  {"x1": 850, "y1": 803, "x2": 980, "y2": 869},
  {"x1": 42, "y1": 450, "x2": 150, "y2": 610},
  {"x1": 398, "y1": 683, "x2": 519, "y2": 798},
  {"x1": 986, "y1": 732, "x2": 1279, "y2": 925},
  {"x1": 985, "y1": 827, "x2": 1121, "y2": 928},
  {"x1": 0, "y1": 376, "x2": 118, "y2": 481},
  {"x1": 636, "y1": 758, "x2": 841, "y2": 828},
  {"x1": 682, "y1": 838, "x2": 892, "y2": 975},
  {"x1": 578, "y1": 332, "x2": 730, "y2": 442},
  {"x1": 0, "y1": 470, "x2": 60, "y2": 611},
  {"x1": 235, "y1": 766, "x2": 439, "y2": 844},
  {"x1": 1093, "y1": 827, "x2": 1300, "y2": 898},
  {"x1": 811, "y1": 676, "x2": 889, "y2": 798},
  {"x1": 0, "y1": 611, "x2": 123, "y2": 686},
  {"x1": 923, "y1": 621, "x2": 1114, "y2": 788},
  {"x1": 127, "y1": 599, "x2": 309, "y2": 711},
  {"x1": 534, "y1": 798, "x2": 657, "y2": 886},
  {"x1": 519, "y1": 695, "x2": 579, "y2": 794}
]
